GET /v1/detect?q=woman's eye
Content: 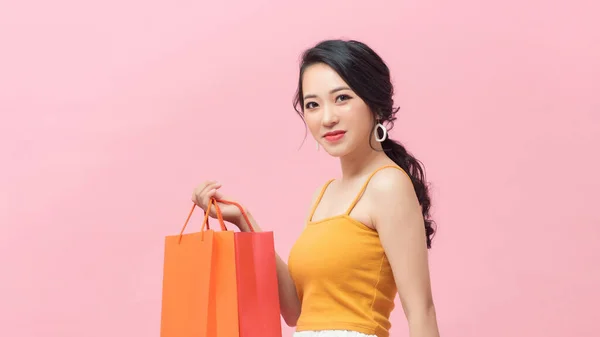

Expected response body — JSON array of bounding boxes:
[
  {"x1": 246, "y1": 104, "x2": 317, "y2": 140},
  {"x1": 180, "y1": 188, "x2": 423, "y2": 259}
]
[
  {"x1": 305, "y1": 102, "x2": 318, "y2": 109},
  {"x1": 336, "y1": 94, "x2": 351, "y2": 102}
]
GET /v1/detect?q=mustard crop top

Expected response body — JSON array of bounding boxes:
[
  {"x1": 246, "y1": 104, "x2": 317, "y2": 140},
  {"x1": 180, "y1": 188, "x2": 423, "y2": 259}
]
[{"x1": 288, "y1": 165, "x2": 403, "y2": 337}]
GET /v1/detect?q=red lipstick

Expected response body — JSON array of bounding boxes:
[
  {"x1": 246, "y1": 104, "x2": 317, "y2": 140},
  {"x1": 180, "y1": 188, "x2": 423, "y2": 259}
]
[{"x1": 323, "y1": 130, "x2": 346, "y2": 142}]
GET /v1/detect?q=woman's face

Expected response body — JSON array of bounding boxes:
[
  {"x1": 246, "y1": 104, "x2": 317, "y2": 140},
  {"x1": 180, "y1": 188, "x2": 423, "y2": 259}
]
[{"x1": 301, "y1": 63, "x2": 375, "y2": 158}]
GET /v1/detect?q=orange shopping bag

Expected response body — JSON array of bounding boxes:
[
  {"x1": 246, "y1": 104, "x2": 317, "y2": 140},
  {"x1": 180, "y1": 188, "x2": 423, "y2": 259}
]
[
  {"x1": 160, "y1": 198, "x2": 239, "y2": 337},
  {"x1": 216, "y1": 199, "x2": 283, "y2": 337}
]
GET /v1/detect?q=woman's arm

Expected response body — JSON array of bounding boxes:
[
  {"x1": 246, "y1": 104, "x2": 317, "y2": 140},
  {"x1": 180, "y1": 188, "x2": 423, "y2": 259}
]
[
  {"x1": 368, "y1": 169, "x2": 441, "y2": 337},
  {"x1": 234, "y1": 210, "x2": 302, "y2": 327}
]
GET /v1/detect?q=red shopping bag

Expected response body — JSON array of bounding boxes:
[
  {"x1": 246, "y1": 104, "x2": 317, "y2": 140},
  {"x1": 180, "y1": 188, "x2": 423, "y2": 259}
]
[
  {"x1": 160, "y1": 198, "x2": 239, "y2": 337},
  {"x1": 215, "y1": 199, "x2": 283, "y2": 337}
]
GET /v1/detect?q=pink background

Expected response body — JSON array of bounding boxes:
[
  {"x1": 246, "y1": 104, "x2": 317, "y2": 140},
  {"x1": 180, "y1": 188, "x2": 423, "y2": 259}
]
[{"x1": 1, "y1": 0, "x2": 599, "y2": 336}]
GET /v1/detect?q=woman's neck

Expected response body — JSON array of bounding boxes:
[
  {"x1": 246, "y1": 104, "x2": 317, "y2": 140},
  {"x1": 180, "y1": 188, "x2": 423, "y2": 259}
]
[{"x1": 339, "y1": 142, "x2": 391, "y2": 182}]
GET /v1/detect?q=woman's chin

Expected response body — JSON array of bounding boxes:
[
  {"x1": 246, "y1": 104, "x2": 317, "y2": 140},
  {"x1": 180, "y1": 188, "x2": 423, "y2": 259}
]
[{"x1": 322, "y1": 145, "x2": 349, "y2": 158}]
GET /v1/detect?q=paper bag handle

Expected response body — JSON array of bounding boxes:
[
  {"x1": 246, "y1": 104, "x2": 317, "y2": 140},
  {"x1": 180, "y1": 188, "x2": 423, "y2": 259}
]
[
  {"x1": 178, "y1": 198, "x2": 227, "y2": 243},
  {"x1": 177, "y1": 198, "x2": 255, "y2": 244},
  {"x1": 213, "y1": 198, "x2": 255, "y2": 232}
]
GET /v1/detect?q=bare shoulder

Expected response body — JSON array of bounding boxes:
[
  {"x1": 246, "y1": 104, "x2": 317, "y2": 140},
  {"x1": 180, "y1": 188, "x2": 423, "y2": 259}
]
[
  {"x1": 368, "y1": 166, "x2": 415, "y2": 200},
  {"x1": 304, "y1": 180, "x2": 330, "y2": 223},
  {"x1": 308, "y1": 184, "x2": 323, "y2": 209},
  {"x1": 366, "y1": 166, "x2": 421, "y2": 228}
]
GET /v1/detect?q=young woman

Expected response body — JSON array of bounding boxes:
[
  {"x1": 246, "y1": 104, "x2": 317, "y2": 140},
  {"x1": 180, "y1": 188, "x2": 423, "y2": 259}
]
[{"x1": 192, "y1": 39, "x2": 440, "y2": 337}]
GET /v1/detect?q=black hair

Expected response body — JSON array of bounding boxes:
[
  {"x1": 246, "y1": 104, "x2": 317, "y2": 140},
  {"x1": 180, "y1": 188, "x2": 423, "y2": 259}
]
[{"x1": 293, "y1": 39, "x2": 436, "y2": 248}]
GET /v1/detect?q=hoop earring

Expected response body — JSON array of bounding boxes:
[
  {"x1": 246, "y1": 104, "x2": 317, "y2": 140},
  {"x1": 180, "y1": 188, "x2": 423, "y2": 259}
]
[{"x1": 374, "y1": 123, "x2": 387, "y2": 142}]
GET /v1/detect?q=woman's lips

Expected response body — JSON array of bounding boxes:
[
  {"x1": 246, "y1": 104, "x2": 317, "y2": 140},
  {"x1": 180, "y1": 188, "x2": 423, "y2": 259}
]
[{"x1": 323, "y1": 130, "x2": 346, "y2": 142}]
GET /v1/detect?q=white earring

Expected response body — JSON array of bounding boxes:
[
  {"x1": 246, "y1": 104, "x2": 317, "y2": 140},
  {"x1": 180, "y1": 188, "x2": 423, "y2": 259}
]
[
  {"x1": 316, "y1": 141, "x2": 320, "y2": 151},
  {"x1": 374, "y1": 123, "x2": 387, "y2": 142}
]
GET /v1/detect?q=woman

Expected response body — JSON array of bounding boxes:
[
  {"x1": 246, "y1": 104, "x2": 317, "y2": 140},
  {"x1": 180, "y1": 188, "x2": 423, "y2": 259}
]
[{"x1": 192, "y1": 39, "x2": 440, "y2": 337}]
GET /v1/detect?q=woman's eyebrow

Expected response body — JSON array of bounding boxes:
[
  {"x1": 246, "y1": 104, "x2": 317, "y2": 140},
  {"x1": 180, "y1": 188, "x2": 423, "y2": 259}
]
[{"x1": 303, "y1": 86, "x2": 350, "y2": 100}]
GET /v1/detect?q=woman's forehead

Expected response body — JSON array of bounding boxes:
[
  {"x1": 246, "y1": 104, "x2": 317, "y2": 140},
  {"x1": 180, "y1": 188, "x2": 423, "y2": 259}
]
[{"x1": 302, "y1": 64, "x2": 349, "y2": 95}]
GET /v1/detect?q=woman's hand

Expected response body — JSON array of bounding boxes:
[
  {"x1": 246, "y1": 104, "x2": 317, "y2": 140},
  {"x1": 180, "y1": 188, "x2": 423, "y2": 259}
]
[{"x1": 191, "y1": 180, "x2": 245, "y2": 227}]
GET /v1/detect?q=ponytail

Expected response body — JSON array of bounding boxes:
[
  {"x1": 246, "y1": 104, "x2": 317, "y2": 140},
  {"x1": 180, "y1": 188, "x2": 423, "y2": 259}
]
[{"x1": 382, "y1": 138, "x2": 436, "y2": 248}]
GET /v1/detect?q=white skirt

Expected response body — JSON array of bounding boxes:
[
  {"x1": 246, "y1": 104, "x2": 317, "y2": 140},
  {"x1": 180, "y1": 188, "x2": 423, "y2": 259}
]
[{"x1": 293, "y1": 330, "x2": 377, "y2": 337}]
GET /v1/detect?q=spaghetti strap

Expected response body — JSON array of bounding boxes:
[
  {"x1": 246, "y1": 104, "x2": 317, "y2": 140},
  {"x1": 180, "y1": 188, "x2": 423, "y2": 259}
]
[
  {"x1": 308, "y1": 179, "x2": 335, "y2": 222},
  {"x1": 345, "y1": 165, "x2": 407, "y2": 215}
]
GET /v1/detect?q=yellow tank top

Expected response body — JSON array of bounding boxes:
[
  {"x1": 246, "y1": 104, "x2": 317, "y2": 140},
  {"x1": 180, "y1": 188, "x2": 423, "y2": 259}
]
[{"x1": 288, "y1": 165, "x2": 403, "y2": 337}]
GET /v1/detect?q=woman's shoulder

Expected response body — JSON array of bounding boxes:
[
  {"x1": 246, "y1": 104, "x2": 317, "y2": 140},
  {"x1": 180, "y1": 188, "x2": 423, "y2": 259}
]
[
  {"x1": 364, "y1": 165, "x2": 422, "y2": 231},
  {"x1": 303, "y1": 178, "x2": 335, "y2": 222},
  {"x1": 365, "y1": 165, "x2": 414, "y2": 200}
]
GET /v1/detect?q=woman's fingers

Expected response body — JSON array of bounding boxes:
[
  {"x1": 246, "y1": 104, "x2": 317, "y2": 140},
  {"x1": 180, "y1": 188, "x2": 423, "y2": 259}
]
[
  {"x1": 192, "y1": 181, "x2": 222, "y2": 207},
  {"x1": 202, "y1": 183, "x2": 221, "y2": 206},
  {"x1": 213, "y1": 189, "x2": 225, "y2": 200}
]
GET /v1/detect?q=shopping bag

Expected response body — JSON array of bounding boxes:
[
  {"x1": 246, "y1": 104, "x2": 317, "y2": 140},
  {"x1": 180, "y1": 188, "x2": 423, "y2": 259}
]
[
  {"x1": 160, "y1": 198, "x2": 239, "y2": 337},
  {"x1": 216, "y1": 199, "x2": 283, "y2": 337}
]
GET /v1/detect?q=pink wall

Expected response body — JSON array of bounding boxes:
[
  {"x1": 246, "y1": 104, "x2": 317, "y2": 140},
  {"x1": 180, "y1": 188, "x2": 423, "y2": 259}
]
[{"x1": 1, "y1": 1, "x2": 599, "y2": 336}]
